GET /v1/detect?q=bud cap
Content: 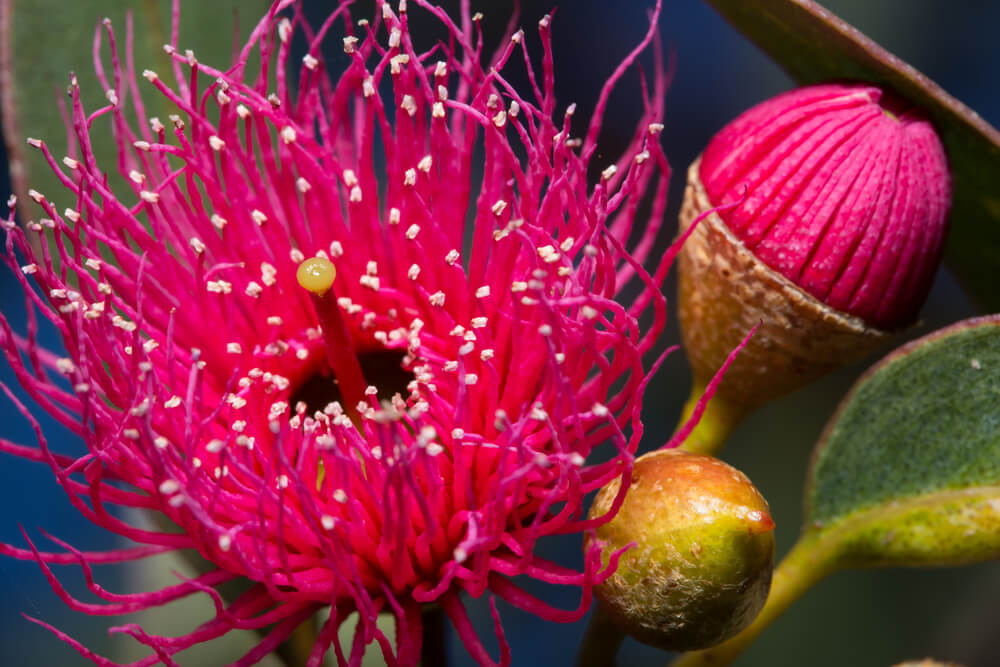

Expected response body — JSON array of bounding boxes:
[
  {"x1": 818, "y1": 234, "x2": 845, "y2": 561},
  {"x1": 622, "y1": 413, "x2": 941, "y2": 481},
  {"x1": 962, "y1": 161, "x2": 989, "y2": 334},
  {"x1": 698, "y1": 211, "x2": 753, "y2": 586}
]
[
  {"x1": 700, "y1": 83, "x2": 951, "y2": 330},
  {"x1": 678, "y1": 159, "x2": 888, "y2": 408}
]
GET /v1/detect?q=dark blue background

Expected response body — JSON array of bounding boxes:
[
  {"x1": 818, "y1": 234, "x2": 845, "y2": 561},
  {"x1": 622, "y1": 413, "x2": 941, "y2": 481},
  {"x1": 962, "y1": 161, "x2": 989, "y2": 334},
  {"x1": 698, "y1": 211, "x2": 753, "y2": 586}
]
[{"x1": 2, "y1": 1, "x2": 998, "y2": 665}]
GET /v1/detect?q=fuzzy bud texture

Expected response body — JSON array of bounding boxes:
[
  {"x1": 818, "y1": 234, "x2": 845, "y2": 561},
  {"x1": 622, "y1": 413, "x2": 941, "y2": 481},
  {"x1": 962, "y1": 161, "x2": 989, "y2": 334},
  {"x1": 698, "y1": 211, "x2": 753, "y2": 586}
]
[
  {"x1": 588, "y1": 449, "x2": 774, "y2": 651},
  {"x1": 699, "y1": 83, "x2": 951, "y2": 330},
  {"x1": 0, "y1": 1, "x2": 673, "y2": 665}
]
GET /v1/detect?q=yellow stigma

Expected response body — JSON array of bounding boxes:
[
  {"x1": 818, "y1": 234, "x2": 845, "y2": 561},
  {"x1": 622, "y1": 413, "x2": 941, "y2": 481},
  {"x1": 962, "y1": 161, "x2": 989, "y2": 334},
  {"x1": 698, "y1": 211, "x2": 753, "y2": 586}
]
[{"x1": 296, "y1": 257, "x2": 336, "y2": 295}]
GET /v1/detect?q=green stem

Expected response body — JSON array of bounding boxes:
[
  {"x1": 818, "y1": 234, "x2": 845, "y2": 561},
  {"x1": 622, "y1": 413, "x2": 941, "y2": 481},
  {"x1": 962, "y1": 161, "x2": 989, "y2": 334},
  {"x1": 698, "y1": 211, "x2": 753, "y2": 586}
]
[
  {"x1": 274, "y1": 615, "x2": 319, "y2": 667},
  {"x1": 668, "y1": 530, "x2": 841, "y2": 667},
  {"x1": 422, "y1": 605, "x2": 448, "y2": 667},
  {"x1": 577, "y1": 605, "x2": 626, "y2": 667},
  {"x1": 675, "y1": 376, "x2": 749, "y2": 457}
]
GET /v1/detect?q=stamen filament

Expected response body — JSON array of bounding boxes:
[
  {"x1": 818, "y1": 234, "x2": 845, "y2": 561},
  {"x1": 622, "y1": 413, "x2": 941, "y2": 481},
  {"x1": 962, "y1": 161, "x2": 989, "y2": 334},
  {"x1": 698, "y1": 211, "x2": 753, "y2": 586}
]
[{"x1": 297, "y1": 257, "x2": 369, "y2": 411}]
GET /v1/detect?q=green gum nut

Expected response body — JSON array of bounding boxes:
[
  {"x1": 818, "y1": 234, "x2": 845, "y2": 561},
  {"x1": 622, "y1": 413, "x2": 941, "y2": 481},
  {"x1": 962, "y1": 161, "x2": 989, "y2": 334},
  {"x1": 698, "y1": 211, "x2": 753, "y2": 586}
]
[{"x1": 587, "y1": 449, "x2": 776, "y2": 651}]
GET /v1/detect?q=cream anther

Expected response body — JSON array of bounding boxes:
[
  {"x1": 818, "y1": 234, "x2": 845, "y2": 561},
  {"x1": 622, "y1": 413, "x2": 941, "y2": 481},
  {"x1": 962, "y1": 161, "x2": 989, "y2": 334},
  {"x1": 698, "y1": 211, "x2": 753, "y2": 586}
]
[
  {"x1": 390, "y1": 54, "x2": 409, "y2": 74},
  {"x1": 261, "y1": 262, "x2": 277, "y2": 286},
  {"x1": 206, "y1": 280, "x2": 233, "y2": 294},
  {"x1": 158, "y1": 480, "x2": 180, "y2": 495}
]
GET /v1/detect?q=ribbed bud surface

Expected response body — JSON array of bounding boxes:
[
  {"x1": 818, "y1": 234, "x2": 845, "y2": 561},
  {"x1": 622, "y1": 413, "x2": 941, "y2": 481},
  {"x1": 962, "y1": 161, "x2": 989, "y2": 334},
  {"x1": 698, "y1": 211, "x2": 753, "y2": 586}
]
[{"x1": 699, "y1": 83, "x2": 951, "y2": 330}]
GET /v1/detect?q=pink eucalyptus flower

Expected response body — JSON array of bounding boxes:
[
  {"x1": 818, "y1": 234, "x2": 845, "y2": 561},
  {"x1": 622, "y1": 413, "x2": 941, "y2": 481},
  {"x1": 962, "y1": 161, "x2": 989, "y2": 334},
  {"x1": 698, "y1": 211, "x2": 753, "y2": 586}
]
[{"x1": 1, "y1": 1, "x2": 675, "y2": 665}]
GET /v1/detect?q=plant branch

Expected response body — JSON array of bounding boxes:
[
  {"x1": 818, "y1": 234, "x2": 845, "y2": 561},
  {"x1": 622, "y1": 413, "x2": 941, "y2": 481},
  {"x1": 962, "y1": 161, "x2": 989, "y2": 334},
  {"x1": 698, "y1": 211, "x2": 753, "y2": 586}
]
[
  {"x1": 274, "y1": 616, "x2": 319, "y2": 667},
  {"x1": 422, "y1": 605, "x2": 448, "y2": 667},
  {"x1": 577, "y1": 605, "x2": 626, "y2": 667},
  {"x1": 675, "y1": 376, "x2": 748, "y2": 456}
]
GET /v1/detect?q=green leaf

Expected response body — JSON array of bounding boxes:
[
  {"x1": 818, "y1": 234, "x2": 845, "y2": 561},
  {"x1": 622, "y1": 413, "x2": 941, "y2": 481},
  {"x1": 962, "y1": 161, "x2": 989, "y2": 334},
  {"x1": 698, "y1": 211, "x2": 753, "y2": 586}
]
[
  {"x1": 703, "y1": 0, "x2": 1000, "y2": 312},
  {"x1": 2, "y1": 0, "x2": 270, "y2": 221},
  {"x1": 666, "y1": 319, "x2": 1000, "y2": 667},
  {"x1": 805, "y1": 315, "x2": 1000, "y2": 567}
]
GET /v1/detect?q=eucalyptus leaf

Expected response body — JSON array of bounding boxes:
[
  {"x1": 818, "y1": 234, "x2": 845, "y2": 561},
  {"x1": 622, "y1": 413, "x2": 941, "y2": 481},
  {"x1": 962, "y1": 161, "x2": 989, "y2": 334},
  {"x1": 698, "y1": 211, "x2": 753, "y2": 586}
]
[
  {"x1": 806, "y1": 314, "x2": 1000, "y2": 567},
  {"x1": 3, "y1": 0, "x2": 270, "y2": 222},
  {"x1": 704, "y1": 0, "x2": 1000, "y2": 312},
  {"x1": 667, "y1": 318, "x2": 1000, "y2": 667}
]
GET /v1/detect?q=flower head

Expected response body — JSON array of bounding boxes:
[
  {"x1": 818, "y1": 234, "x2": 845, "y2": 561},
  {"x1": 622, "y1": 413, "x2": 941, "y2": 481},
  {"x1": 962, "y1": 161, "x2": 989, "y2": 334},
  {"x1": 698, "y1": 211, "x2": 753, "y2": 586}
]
[
  {"x1": 1, "y1": 1, "x2": 671, "y2": 665},
  {"x1": 699, "y1": 82, "x2": 951, "y2": 330}
]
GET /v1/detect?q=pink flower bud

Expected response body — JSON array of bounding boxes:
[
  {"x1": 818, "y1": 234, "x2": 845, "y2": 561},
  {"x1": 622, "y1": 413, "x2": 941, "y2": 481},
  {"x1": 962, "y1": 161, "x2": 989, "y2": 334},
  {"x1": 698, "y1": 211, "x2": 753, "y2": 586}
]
[{"x1": 699, "y1": 83, "x2": 951, "y2": 330}]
